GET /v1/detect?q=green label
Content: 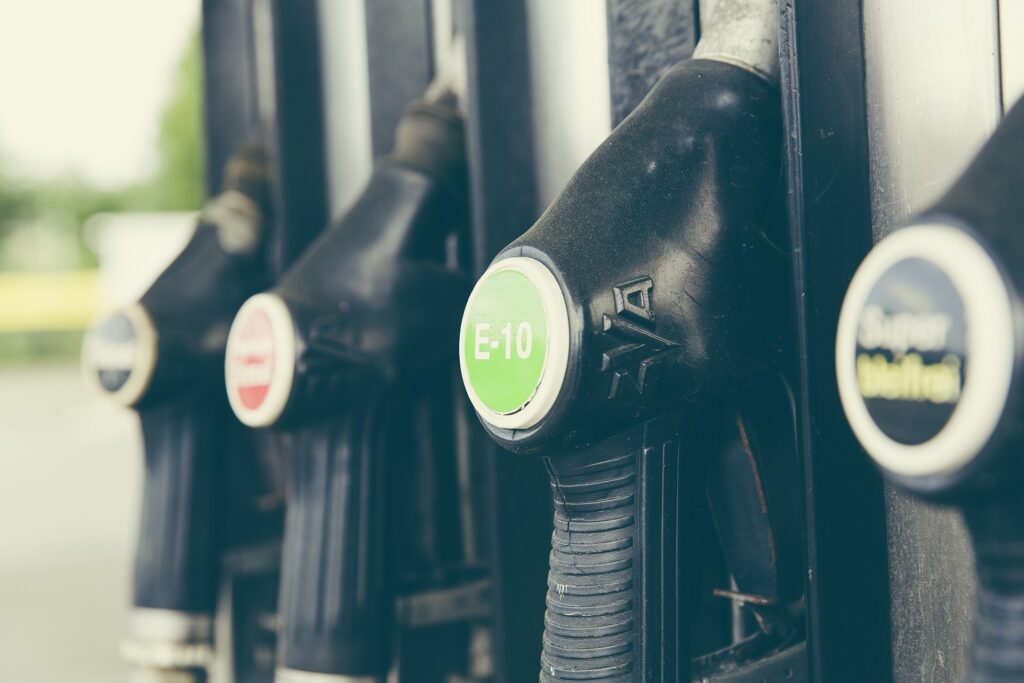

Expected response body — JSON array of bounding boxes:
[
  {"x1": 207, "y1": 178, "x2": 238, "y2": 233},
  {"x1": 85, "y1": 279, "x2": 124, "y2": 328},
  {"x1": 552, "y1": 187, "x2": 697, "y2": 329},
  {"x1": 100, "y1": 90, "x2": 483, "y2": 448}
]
[{"x1": 462, "y1": 269, "x2": 548, "y2": 414}]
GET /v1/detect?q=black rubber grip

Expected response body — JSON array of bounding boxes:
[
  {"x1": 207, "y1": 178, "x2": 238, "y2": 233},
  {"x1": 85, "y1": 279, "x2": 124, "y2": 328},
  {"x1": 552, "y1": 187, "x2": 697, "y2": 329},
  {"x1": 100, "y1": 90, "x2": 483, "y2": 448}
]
[
  {"x1": 133, "y1": 392, "x2": 222, "y2": 614},
  {"x1": 967, "y1": 504, "x2": 1024, "y2": 682},
  {"x1": 972, "y1": 578, "x2": 1024, "y2": 682},
  {"x1": 543, "y1": 450, "x2": 640, "y2": 681},
  {"x1": 540, "y1": 417, "x2": 684, "y2": 682},
  {"x1": 276, "y1": 395, "x2": 391, "y2": 677}
]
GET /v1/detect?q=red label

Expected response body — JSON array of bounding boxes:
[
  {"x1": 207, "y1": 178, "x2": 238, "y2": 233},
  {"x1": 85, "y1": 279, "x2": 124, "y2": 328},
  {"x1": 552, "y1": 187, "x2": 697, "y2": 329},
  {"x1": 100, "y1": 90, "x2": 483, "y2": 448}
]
[{"x1": 230, "y1": 309, "x2": 275, "y2": 410}]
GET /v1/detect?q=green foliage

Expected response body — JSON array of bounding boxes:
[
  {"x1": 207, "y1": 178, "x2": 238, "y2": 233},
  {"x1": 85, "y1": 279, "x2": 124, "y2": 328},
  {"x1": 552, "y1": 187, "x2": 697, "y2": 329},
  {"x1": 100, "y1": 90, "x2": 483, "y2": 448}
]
[
  {"x1": 0, "y1": 26, "x2": 205, "y2": 271},
  {"x1": 0, "y1": 162, "x2": 32, "y2": 233},
  {"x1": 0, "y1": 27, "x2": 204, "y2": 364},
  {"x1": 126, "y1": 30, "x2": 205, "y2": 211}
]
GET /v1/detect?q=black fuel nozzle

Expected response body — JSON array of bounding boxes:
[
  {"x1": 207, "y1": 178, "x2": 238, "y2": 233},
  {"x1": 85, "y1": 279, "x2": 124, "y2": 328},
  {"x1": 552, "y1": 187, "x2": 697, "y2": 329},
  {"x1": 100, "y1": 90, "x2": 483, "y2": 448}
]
[
  {"x1": 80, "y1": 144, "x2": 272, "y2": 681},
  {"x1": 224, "y1": 93, "x2": 468, "y2": 682},
  {"x1": 84, "y1": 144, "x2": 271, "y2": 409},
  {"x1": 457, "y1": 1, "x2": 787, "y2": 678},
  {"x1": 837, "y1": 96, "x2": 1024, "y2": 683}
]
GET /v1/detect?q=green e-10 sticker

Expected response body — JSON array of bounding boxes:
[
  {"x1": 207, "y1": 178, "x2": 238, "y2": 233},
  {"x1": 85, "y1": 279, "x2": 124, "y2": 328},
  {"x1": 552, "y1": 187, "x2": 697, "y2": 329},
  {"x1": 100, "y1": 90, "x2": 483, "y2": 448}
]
[{"x1": 462, "y1": 269, "x2": 549, "y2": 415}]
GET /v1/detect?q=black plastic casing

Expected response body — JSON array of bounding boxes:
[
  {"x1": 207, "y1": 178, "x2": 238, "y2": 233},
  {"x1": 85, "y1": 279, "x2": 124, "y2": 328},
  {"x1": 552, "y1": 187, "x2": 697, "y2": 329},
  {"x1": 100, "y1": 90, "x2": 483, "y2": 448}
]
[
  {"x1": 880, "y1": 98, "x2": 1024, "y2": 502},
  {"x1": 132, "y1": 147, "x2": 271, "y2": 617},
  {"x1": 133, "y1": 393, "x2": 228, "y2": 615},
  {"x1": 270, "y1": 100, "x2": 469, "y2": 427},
  {"x1": 462, "y1": 59, "x2": 788, "y2": 682},
  {"x1": 268, "y1": 99, "x2": 469, "y2": 677},
  {"x1": 859, "y1": 95, "x2": 1024, "y2": 683},
  {"x1": 138, "y1": 149, "x2": 272, "y2": 409},
  {"x1": 479, "y1": 60, "x2": 788, "y2": 456}
]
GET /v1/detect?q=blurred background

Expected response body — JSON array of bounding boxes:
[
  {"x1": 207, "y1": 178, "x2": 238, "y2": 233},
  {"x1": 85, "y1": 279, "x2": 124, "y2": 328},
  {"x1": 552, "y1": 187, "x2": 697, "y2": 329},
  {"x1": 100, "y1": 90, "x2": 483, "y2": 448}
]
[{"x1": 0, "y1": 2, "x2": 202, "y2": 680}]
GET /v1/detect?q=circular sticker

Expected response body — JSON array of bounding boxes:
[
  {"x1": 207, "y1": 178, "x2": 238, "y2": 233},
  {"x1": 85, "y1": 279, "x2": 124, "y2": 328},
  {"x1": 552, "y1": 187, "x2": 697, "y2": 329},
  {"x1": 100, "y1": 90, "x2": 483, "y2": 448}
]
[
  {"x1": 225, "y1": 293, "x2": 296, "y2": 427},
  {"x1": 81, "y1": 304, "x2": 157, "y2": 406},
  {"x1": 233, "y1": 310, "x2": 275, "y2": 410},
  {"x1": 855, "y1": 258, "x2": 965, "y2": 445},
  {"x1": 93, "y1": 313, "x2": 138, "y2": 393},
  {"x1": 836, "y1": 224, "x2": 1015, "y2": 479},
  {"x1": 459, "y1": 257, "x2": 570, "y2": 430}
]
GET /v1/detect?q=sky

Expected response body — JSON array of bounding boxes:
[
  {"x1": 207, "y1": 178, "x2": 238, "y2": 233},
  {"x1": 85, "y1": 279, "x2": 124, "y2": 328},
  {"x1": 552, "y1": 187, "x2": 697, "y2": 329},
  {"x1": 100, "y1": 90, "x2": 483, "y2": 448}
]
[{"x1": 0, "y1": 1, "x2": 199, "y2": 188}]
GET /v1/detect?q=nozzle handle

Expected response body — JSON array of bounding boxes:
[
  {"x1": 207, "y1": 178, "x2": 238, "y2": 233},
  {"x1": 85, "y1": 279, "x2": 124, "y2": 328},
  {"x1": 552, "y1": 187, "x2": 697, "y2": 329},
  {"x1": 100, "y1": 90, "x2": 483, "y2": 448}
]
[
  {"x1": 276, "y1": 395, "x2": 391, "y2": 680},
  {"x1": 134, "y1": 396, "x2": 222, "y2": 616},
  {"x1": 965, "y1": 503, "x2": 1024, "y2": 682},
  {"x1": 122, "y1": 393, "x2": 224, "y2": 675},
  {"x1": 540, "y1": 417, "x2": 685, "y2": 682}
]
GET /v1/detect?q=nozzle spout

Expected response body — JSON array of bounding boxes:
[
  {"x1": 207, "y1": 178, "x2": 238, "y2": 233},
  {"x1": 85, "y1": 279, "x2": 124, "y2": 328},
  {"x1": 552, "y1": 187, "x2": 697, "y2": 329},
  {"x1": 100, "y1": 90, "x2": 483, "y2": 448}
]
[{"x1": 694, "y1": 0, "x2": 780, "y2": 87}]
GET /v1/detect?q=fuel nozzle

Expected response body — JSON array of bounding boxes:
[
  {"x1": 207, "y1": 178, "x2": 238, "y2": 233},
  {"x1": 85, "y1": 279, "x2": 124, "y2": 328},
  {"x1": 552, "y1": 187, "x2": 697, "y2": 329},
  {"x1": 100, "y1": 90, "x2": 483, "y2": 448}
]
[
  {"x1": 84, "y1": 145, "x2": 271, "y2": 408},
  {"x1": 837, "y1": 96, "x2": 1024, "y2": 683},
  {"x1": 458, "y1": 1, "x2": 786, "y2": 678},
  {"x1": 224, "y1": 91, "x2": 468, "y2": 682},
  {"x1": 225, "y1": 98, "x2": 466, "y2": 429},
  {"x1": 81, "y1": 144, "x2": 272, "y2": 681}
]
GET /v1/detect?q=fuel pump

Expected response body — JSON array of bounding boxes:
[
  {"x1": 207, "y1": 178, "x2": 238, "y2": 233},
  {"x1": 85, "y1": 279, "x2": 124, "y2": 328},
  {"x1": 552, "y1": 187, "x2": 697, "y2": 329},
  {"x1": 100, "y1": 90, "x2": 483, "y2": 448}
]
[
  {"x1": 81, "y1": 144, "x2": 272, "y2": 681},
  {"x1": 836, "y1": 97, "x2": 1024, "y2": 683},
  {"x1": 457, "y1": 0, "x2": 795, "y2": 679},
  {"x1": 224, "y1": 87, "x2": 468, "y2": 682}
]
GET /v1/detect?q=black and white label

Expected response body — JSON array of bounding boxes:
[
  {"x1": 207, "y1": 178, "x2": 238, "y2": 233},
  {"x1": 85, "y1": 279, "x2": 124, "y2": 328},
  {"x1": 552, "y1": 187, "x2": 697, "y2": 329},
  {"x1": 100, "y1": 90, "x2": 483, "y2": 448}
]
[
  {"x1": 90, "y1": 312, "x2": 139, "y2": 393},
  {"x1": 82, "y1": 304, "x2": 158, "y2": 407},
  {"x1": 836, "y1": 224, "x2": 1015, "y2": 479},
  {"x1": 855, "y1": 258, "x2": 965, "y2": 445}
]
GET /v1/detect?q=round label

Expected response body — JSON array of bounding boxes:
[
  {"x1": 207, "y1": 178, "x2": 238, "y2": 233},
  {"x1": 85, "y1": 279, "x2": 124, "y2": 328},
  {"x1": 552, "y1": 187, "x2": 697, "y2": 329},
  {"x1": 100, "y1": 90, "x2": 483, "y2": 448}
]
[
  {"x1": 81, "y1": 304, "x2": 157, "y2": 407},
  {"x1": 231, "y1": 309, "x2": 275, "y2": 410},
  {"x1": 854, "y1": 258, "x2": 965, "y2": 445},
  {"x1": 835, "y1": 224, "x2": 1016, "y2": 479},
  {"x1": 91, "y1": 312, "x2": 139, "y2": 394},
  {"x1": 459, "y1": 257, "x2": 570, "y2": 430},
  {"x1": 225, "y1": 293, "x2": 296, "y2": 427},
  {"x1": 462, "y1": 270, "x2": 548, "y2": 414}
]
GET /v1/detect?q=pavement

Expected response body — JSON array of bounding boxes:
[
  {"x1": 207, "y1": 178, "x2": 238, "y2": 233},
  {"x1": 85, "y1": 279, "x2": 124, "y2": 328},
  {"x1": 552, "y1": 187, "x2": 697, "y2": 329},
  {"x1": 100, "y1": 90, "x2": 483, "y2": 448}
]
[{"x1": 0, "y1": 362, "x2": 139, "y2": 682}]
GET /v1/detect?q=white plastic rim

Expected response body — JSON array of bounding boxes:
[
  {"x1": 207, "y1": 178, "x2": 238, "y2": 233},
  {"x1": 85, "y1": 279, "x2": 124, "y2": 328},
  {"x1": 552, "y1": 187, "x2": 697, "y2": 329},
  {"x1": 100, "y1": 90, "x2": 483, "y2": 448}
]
[
  {"x1": 81, "y1": 303, "x2": 158, "y2": 408},
  {"x1": 836, "y1": 223, "x2": 1016, "y2": 479},
  {"x1": 275, "y1": 668, "x2": 383, "y2": 683},
  {"x1": 459, "y1": 256, "x2": 571, "y2": 430},
  {"x1": 225, "y1": 293, "x2": 296, "y2": 428},
  {"x1": 121, "y1": 608, "x2": 214, "y2": 672},
  {"x1": 128, "y1": 608, "x2": 214, "y2": 643}
]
